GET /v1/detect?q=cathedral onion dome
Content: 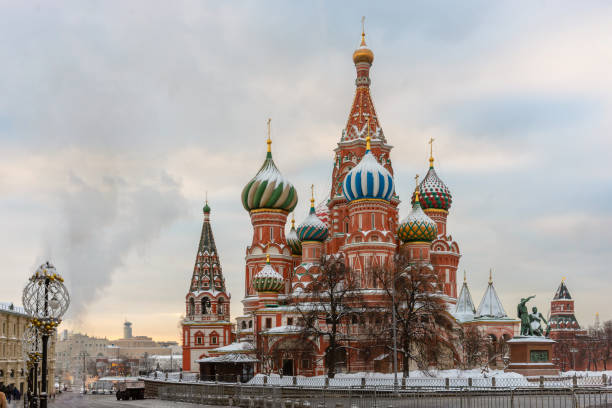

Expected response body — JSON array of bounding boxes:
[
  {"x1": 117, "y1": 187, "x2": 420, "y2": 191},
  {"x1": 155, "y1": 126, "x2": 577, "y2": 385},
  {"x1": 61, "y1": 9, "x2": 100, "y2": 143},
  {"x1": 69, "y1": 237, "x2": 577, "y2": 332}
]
[
  {"x1": 413, "y1": 150, "x2": 452, "y2": 211},
  {"x1": 286, "y1": 215, "x2": 302, "y2": 256},
  {"x1": 352, "y1": 30, "x2": 374, "y2": 65},
  {"x1": 203, "y1": 201, "x2": 211, "y2": 214},
  {"x1": 398, "y1": 186, "x2": 438, "y2": 243},
  {"x1": 253, "y1": 254, "x2": 284, "y2": 293},
  {"x1": 343, "y1": 135, "x2": 394, "y2": 202},
  {"x1": 241, "y1": 122, "x2": 298, "y2": 213},
  {"x1": 297, "y1": 192, "x2": 329, "y2": 242}
]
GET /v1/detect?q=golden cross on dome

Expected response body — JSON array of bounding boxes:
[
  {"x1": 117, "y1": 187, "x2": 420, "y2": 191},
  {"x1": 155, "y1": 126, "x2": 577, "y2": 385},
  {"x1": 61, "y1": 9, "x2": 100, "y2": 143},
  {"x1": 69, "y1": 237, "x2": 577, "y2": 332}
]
[
  {"x1": 267, "y1": 118, "x2": 272, "y2": 152},
  {"x1": 414, "y1": 174, "x2": 419, "y2": 188},
  {"x1": 562, "y1": 277, "x2": 566, "y2": 282},
  {"x1": 428, "y1": 137, "x2": 435, "y2": 167},
  {"x1": 310, "y1": 184, "x2": 315, "y2": 205},
  {"x1": 489, "y1": 268, "x2": 493, "y2": 283},
  {"x1": 463, "y1": 270, "x2": 467, "y2": 283},
  {"x1": 361, "y1": 16, "x2": 366, "y2": 46}
]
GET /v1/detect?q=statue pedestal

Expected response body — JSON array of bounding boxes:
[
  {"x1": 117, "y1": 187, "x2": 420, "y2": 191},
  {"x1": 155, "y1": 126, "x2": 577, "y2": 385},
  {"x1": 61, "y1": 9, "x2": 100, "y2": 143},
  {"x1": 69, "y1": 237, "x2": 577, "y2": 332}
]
[{"x1": 505, "y1": 336, "x2": 559, "y2": 376}]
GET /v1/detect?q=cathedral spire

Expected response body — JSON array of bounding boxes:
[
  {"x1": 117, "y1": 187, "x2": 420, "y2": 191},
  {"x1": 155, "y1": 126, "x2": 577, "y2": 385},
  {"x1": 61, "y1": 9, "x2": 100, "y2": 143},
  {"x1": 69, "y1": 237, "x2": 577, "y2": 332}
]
[
  {"x1": 189, "y1": 201, "x2": 225, "y2": 293},
  {"x1": 343, "y1": 21, "x2": 385, "y2": 143}
]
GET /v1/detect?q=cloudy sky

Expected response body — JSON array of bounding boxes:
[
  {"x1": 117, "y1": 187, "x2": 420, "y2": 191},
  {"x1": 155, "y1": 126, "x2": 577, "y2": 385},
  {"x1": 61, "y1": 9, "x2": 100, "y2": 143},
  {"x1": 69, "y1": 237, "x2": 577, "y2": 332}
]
[{"x1": 1, "y1": 1, "x2": 611, "y2": 341}]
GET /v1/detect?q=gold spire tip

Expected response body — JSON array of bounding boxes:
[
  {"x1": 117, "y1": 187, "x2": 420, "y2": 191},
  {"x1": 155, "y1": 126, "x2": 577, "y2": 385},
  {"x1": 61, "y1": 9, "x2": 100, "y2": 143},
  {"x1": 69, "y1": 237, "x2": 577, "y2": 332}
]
[
  {"x1": 428, "y1": 137, "x2": 435, "y2": 167},
  {"x1": 266, "y1": 118, "x2": 272, "y2": 153},
  {"x1": 562, "y1": 277, "x2": 566, "y2": 282},
  {"x1": 414, "y1": 174, "x2": 420, "y2": 201},
  {"x1": 266, "y1": 253, "x2": 270, "y2": 263},
  {"x1": 310, "y1": 184, "x2": 315, "y2": 206},
  {"x1": 489, "y1": 268, "x2": 493, "y2": 283},
  {"x1": 366, "y1": 117, "x2": 371, "y2": 151},
  {"x1": 360, "y1": 16, "x2": 366, "y2": 46},
  {"x1": 463, "y1": 270, "x2": 467, "y2": 283}
]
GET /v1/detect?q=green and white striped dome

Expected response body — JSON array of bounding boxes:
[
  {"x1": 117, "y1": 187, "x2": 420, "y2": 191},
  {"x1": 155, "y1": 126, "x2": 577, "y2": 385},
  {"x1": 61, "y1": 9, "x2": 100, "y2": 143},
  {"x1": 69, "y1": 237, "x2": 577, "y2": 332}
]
[
  {"x1": 253, "y1": 255, "x2": 284, "y2": 293},
  {"x1": 241, "y1": 142, "x2": 298, "y2": 213}
]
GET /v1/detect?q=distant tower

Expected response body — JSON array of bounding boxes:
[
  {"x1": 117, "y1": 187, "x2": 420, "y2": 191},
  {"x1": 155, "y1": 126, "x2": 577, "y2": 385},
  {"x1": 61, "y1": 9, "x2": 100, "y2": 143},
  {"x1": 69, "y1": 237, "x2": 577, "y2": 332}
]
[
  {"x1": 123, "y1": 321, "x2": 133, "y2": 339},
  {"x1": 181, "y1": 201, "x2": 232, "y2": 372}
]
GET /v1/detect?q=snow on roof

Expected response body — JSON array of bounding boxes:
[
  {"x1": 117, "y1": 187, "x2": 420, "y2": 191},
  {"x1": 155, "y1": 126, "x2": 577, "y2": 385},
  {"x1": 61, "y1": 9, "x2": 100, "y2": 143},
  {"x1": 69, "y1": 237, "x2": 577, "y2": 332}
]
[
  {"x1": 453, "y1": 281, "x2": 476, "y2": 322},
  {"x1": 262, "y1": 325, "x2": 301, "y2": 335},
  {"x1": 210, "y1": 342, "x2": 254, "y2": 354},
  {"x1": 196, "y1": 353, "x2": 258, "y2": 364},
  {"x1": 0, "y1": 302, "x2": 26, "y2": 315},
  {"x1": 476, "y1": 281, "x2": 507, "y2": 319}
]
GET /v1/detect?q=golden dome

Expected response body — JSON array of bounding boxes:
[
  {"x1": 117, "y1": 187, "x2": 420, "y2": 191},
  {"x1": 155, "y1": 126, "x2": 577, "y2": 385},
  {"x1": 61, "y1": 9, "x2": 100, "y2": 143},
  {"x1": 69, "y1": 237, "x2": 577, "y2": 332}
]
[{"x1": 353, "y1": 32, "x2": 374, "y2": 65}]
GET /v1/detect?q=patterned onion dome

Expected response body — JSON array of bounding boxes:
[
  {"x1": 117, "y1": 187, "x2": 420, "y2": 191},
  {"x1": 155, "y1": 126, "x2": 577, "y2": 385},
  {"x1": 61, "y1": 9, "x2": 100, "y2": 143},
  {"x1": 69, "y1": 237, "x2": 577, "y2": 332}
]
[
  {"x1": 315, "y1": 199, "x2": 330, "y2": 227},
  {"x1": 343, "y1": 137, "x2": 394, "y2": 202},
  {"x1": 398, "y1": 190, "x2": 438, "y2": 243},
  {"x1": 286, "y1": 216, "x2": 302, "y2": 256},
  {"x1": 353, "y1": 29, "x2": 374, "y2": 65},
  {"x1": 297, "y1": 196, "x2": 329, "y2": 242},
  {"x1": 414, "y1": 161, "x2": 452, "y2": 211},
  {"x1": 241, "y1": 138, "x2": 298, "y2": 213},
  {"x1": 253, "y1": 255, "x2": 284, "y2": 293}
]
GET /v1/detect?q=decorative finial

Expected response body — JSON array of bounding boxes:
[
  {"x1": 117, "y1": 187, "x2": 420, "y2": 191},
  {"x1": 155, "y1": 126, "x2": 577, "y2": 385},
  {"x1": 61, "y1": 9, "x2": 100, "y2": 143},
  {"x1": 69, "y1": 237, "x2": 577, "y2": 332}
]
[
  {"x1": 428, "y1": 138, "x2": 435, "y2": 168},
  {"x1": 365, "y1": 117, "x2": 371, "y2": 151},
  {"x1": 266, "y1": 253, "x2": 270, "y2": 264},
  {"x1": 414, "y1": 174, "x2": 420, "y2": 201},
  {"x1": 291, "y1": 213, "x2": 295, "y2": 228},
  {"x1": 205, "y1": 191, "x2": 208, "y2": 205},
  {"x1": 267, "y1": 118, "x2": 272, "y2": 153},
  {"x1": 489, "y1": 268, "x2": 493, "y2": 284},
  {"x1": 562, "y1": 277, "x2": 566, "y2": 282},
  {"x1": 463, "y1": 270, "x2": 467, "y2": 283},
  {"x1": 310, "y1": 184, "x2": 315, "y2": 206},
  {"x1": 361, "y1": 16, "x2": 366, "y2": 46}
]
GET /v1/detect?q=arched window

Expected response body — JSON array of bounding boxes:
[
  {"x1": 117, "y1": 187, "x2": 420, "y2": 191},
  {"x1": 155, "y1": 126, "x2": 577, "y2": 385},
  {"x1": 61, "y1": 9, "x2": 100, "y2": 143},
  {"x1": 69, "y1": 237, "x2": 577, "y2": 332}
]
[
  {"x1": 218, "y1": 298, "x2": 225, "y2": 315},
  {"x1": 241, "y1": 321, "x2": 247, "y2": 330},
  {"x1": 188, "y1": 298, "x2": 195, "y2": 316},
  {"x1": 201, "y1": 297, "x2": 210, "y2": 314},
  {"x1": 194, "y1": 331, "x2": 204, "y2": 345},
  {"x1": 248, "y1": 320, "x2": 253, "y2": 328}
]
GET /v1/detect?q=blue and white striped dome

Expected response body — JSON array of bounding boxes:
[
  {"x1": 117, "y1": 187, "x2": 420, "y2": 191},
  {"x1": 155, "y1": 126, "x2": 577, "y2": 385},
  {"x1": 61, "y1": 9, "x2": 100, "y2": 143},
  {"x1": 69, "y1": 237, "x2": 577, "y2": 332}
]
[{"x1": 343, "y1": 141, "x2": 394, "y2": 202}]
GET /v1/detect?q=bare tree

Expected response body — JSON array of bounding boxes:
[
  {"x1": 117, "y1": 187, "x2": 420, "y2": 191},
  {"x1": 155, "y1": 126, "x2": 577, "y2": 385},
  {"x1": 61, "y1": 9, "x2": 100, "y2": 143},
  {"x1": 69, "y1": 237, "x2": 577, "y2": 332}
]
[
  {"x1": 292, "y1": 255, "x2": 363, "y2": 378},
  {"x1": 370, "y1": 254, "x2": 459, "y2": 377},
  {"x1": 457, "y1": 326, "x2": 488, "y2": 369}
]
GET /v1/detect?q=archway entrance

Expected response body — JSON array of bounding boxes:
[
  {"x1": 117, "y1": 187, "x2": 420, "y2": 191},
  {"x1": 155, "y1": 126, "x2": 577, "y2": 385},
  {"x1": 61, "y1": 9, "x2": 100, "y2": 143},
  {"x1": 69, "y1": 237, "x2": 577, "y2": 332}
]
[{"x1": 282, "y1": 359, "x2": 294, "y2": 376}]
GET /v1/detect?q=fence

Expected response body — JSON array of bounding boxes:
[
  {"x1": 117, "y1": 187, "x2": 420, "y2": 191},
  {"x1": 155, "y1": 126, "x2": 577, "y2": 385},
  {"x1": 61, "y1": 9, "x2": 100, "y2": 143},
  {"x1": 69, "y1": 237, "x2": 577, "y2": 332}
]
[
  {"x1": 143, "y1": 372, "x2": 611, "y2": 389},
  {"x1": 157, "y1": 383, "x2": 612, "y2": 408}
]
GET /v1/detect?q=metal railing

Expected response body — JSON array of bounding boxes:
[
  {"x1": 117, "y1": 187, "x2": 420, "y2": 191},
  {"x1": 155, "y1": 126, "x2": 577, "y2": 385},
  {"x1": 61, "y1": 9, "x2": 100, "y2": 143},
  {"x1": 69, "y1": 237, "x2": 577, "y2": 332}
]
[
  {"x1": 144, "y1": 372, "x2": 611, "y2": 389},
  {"x1": 157, "y1": 383, "x2": 612, "y2": 408}
]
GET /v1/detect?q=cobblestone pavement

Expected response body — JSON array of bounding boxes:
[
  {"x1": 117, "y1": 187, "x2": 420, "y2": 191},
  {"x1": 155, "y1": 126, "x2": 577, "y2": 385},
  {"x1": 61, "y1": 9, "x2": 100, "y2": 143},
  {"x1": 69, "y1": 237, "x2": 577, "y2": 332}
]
[{"x1": 26, "y1": 392, "x2": 222, "y2": 408}]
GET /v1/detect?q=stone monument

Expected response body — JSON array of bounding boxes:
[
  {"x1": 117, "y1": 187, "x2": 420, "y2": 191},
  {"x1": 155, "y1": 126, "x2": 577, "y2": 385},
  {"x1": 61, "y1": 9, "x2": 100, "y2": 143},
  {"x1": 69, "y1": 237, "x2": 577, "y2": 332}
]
[{"x1": 505, "y1": 295, "x2": 559, "y2": 376}]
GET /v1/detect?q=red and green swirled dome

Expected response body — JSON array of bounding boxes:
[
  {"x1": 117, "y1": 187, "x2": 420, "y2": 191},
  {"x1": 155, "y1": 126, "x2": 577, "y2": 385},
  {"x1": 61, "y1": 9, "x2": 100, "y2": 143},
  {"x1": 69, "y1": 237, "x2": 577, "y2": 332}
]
[
  {"x1": 398, "y1": 193, "x2": 438, "y2": 243},
  {"x1": 413, "y1": 164, "x2": 452, "y2": 211}
]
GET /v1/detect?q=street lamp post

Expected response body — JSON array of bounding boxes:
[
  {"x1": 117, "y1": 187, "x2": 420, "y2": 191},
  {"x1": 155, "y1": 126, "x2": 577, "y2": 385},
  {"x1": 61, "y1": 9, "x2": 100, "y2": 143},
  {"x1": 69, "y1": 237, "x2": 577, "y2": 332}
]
[
  {"x1": 23, "y1": 262, "x2": 70, "y2": 408},
  {"x1": 22, "y1": 324, "x2": 41, "y2": 408}
]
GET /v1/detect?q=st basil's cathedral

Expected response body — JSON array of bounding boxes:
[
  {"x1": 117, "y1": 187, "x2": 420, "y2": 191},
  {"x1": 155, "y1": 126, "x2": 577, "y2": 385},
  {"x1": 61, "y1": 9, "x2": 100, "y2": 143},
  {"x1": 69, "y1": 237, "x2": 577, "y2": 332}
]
[{"x1": 182, "y1": 29, "x2": 522, "y2": 375}]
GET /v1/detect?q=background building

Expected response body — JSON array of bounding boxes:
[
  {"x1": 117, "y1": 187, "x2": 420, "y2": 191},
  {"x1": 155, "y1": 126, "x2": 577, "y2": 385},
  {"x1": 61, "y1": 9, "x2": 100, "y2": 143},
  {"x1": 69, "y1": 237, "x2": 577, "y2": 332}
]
[{"x1": 1, "y1": 302, "x2": 56, "y2": 396}]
